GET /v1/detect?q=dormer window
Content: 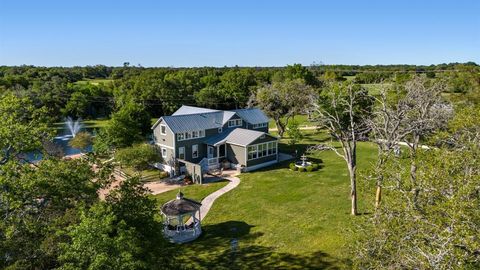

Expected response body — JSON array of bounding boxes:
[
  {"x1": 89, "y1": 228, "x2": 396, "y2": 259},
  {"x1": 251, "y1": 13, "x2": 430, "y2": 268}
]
[{"x1": 228, "y1": 119, "x2": 242, "y2": 127}]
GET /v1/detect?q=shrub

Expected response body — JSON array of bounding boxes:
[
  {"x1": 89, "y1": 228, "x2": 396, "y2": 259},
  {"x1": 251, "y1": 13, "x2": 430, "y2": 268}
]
[
  {"x1": 115, "y1": 144, "x2": 162, "y2": 171},
  {"x1": 289, "y1": 163, "x2": 296, "y2": 170},
  {"x1": 306, "y1": 166, "x2": 313, "y2": 172},
  {"x1": 298, "y1": 167, "x2": 306, "y2": 172},
  {"x1": 312, "y1": 164, "x2": 319, "y2": 171},
  {"x1": 317, "y1": 158, "x2": 323, "y2": 164},
  {"x1": 159, "y1": 171, "x2": 169, "y2": 179}
]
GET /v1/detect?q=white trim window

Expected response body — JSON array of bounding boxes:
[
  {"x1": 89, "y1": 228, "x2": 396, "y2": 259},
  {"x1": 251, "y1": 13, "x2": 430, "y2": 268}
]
[
  {"x1": 161, "y1": 147, "x2": 167, "y2": 158},
  {"x1": 192, "y1": 144, "x2": 198, "y2": 158},
  {"x1": 253, "y1": 123, "x2": 268, "y2": 129},
  {"x1": 228, "y1": 119, "x2": 242, "y2": 127},
  {"x1": 160, "y1": 124, "x2": 167, "y2": 135},
  {"x1": 247, "y1": 141, "x2": 277, "y2": 160},
  {"x1": 176, "y1": 130, "x2": 205, "y2": 141},
  {"x1": 178, "y1": 147, "x2": 185, "y2": 160}
]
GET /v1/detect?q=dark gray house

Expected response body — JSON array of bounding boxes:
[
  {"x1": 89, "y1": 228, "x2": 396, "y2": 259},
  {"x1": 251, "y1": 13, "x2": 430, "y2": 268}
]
[{"x1": 152, "y1": 105, "x2": 278, "y2": 177}]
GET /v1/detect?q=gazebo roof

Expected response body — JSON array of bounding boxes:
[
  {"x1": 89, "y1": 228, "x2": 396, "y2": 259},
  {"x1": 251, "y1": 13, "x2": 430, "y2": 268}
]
[{"x1": 161, "y1": 192, "x2": 202, "y2": 216}]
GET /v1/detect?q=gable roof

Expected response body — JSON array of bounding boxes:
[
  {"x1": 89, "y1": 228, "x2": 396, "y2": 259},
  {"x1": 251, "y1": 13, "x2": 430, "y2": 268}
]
[
  {"x1": 172, "y1": 105, "x2": 219, "y2": 116},
  {"x1": 160, "y1": 111, "x2": 225, "y2": 133},
  {"x1": 225, "y1": 128, "x2": 276, "y2": 146},
  {"x1": 152, "y1": 106, "x2": 270, "y2": 132},
  {"x1": 205, "y1": 128, "x2": 277, "y2": 147},
  {"x1": 232, "y1": 108, "x2": 269, "y2": 125}
]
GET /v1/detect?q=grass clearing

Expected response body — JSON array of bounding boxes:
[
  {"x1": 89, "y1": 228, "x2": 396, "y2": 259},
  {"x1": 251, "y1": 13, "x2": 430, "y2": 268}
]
[
  {"x1": 154, "y1": 130, "x2": 378, "y2": 269},
  {"x1": 268, "y1": 114, "x2": 315, "y2": 129},
  {"x1": 74, "y1": 78, "x2": 114, "y2": 85}
]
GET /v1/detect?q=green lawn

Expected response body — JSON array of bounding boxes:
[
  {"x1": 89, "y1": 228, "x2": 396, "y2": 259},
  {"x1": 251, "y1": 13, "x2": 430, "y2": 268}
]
[
  {"x1": 268, "y1": 114, "x2": 315, "y2": 129},
  {"x1": 154, "y1": 130, "x2": 378, "y2": 269}
]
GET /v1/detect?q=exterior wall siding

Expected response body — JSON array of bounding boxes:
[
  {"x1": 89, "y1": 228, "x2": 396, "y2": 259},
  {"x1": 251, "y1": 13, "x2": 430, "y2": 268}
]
[{"x1": 227, "y1": 144, "x2": 247, "y2": 166}]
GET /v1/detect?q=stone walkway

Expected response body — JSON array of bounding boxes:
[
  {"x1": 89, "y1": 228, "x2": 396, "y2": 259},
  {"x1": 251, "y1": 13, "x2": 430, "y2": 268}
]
[{"x1": 194, "y1": 175, "x2": 241, "y2": 221}]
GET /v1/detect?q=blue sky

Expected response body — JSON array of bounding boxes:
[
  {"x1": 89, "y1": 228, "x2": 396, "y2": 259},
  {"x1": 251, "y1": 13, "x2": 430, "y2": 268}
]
[{"x1": 0, "y1": 0, "x2": 479, "y2": 67}]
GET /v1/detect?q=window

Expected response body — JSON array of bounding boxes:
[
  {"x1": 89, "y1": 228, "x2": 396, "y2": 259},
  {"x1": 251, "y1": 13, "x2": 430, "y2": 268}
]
[
  {"x1": 257, "y1": 144, "x2": 264, "y2": 158},
  {"x1": 161, "y1": 147, "x2": 167, "y2": 158},
  {"x1": 248, "y1": 146, "x2": 257, "y2": 160},
  {"x1": 247, "y1": 141, "x2": 278, "y2": 160},
  {"x1": 177, "y1": 130, "x2": 204, "y2": 141},
  {"x1": 228, "y1": 119, "x2": 242, "y2": 127},
  {"x1": 178, "y1": 147, "x2": 185, "y2": 159},
  {"x1": 160, "y1": 125, "x2": 167, "y2": 135},
  {"x1": 253, "y1": 123, "x2": 268, "y2": 129},
  {"x1": 192, "y1": 144, "x2": 198, "y2": 158},
  {"x1": 218, "y1": 127, "x2": 223, "y2": 133}
]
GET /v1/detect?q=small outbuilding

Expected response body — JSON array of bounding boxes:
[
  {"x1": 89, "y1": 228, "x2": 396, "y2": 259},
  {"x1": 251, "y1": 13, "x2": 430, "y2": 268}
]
[{"x1": 161, "y1": 191, "x2": 202, "y2": 243}]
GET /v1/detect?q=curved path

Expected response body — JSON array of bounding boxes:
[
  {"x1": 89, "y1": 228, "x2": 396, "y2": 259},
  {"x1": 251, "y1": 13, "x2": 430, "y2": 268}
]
[{"x1": 195, "y1": 176, "x2": 241, "y2": 221}]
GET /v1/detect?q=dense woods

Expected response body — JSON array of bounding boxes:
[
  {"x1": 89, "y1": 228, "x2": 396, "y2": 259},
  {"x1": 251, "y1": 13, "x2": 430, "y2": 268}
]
[{"x1": 1, "y1": 63, "x2": 478, "y2": 122}]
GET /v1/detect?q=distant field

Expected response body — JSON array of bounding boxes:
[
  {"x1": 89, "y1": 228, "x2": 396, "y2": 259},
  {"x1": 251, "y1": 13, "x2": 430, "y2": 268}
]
[{"x1": 74, "y1": 78, "x2": 114, "y2": 86}]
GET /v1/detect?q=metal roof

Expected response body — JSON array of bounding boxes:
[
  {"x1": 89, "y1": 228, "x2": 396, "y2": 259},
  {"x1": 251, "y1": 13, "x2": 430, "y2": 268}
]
[
  {"x1": 161, "y1": 111, "x2": 225, "y2": 133},
  {"x1": 225, "y1": 128, "x2": 275, "y2": 146},
  {"x1": 232, "y1": 108, "x2": 269, "y2": 124},
  {"x1": 152, "y1": 106, "x2": 270, "y2": 132},
  {"x1": 172, "y1": 105, "x2": 219, "y2": 116}
]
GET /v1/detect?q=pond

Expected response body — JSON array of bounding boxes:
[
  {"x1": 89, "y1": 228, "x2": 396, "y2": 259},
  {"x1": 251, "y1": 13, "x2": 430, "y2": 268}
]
[{"x1": 23, "y1": 120, "x2": 96, "y2": 162}]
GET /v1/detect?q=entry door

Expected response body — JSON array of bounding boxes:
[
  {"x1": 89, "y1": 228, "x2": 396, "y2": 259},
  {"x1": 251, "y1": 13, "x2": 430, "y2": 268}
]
[{"x1": 207, "y1": 146, "x2": 214, "y2": 158}]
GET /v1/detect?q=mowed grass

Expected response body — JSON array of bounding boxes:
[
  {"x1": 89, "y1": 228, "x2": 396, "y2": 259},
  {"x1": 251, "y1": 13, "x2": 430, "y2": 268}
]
[
  {"x1": 154, "y1": 130, "x2": 378, "y2": 269},
  {"x1": 268, "y1": 114, "x2": 315, "y2": 129}
]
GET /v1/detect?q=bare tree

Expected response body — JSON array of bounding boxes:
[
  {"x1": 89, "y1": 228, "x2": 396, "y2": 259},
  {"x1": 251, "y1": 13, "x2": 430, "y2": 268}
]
[
  {"x1": 367, "y1": 86, "x2": 411, "y2": 208},
  {"x1": 367, "y1": 77, "x2": 451, "y2": 208},
  {"x1": 400, "y1": 77, "x2": 451, "y2": 206},
  {"x1": 311, "y1": 82, "x2": 373, "y2": 215}
]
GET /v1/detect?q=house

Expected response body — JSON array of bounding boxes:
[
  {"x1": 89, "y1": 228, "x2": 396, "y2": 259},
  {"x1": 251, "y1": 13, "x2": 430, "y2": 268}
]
[{"x1": 151, "y1": 105, "x2": 279, "y2": 179}]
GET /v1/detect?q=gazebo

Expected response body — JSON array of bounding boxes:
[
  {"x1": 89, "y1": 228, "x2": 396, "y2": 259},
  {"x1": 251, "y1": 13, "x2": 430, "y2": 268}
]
[{"x1": 161, "y1": 191, "x2": 202, "y2": 243}]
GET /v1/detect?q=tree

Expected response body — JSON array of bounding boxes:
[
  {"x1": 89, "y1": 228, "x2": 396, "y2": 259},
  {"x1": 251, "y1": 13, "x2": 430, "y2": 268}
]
[
  {"x1": 253, "y1": 79, "x2": 316, "y2": 137},
  {"x1": 58, "y1": 178, "x2": 176, "y2": 269},
  {"x1": 400, "y1": 77, "x2": 451, "y2": 207},
  {"x1": 286, "y1": 120, "x2": 303, "y2": 146},
  {"x1": 115, "y1": 144, "x2": 162, "y2": 173},
  {"x1": 68, "y1": 131, "x2": 93, "y2": 153},
  {"x1": 311, "y1": 82, "x2": 373, "y2": 215},
  {"x1": 105, "y1": 101, "x2": 151, "y2": 148},
  {"x1": 353, "y1": 146, "x2": 480, "y2": 269},
  {"x1": 0, "y1": 158, "x2": 110, "y2": 269},
  {"x1": 367, "y1": 86, "x2": 411, "y2": 208},
  {"x1": 62, "y1": 91, "x2": 89, "y2": 118},
  {"x1": 0, "y1": 93, "x2": 52, "y2": 165}
]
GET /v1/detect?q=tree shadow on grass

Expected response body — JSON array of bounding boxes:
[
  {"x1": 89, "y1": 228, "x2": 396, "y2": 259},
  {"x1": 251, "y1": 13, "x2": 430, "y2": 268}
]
[{"x1": 170, "y1": 221, "x2": 349, "y2": 270}]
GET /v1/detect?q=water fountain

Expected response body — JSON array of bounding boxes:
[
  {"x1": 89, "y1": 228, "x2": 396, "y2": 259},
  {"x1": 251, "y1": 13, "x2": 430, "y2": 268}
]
[
  {"x1": 55, "y1": 117, "x2": 83, "y2": 141},
  {"x1": 295, "y1": 154, "x2": 312, "y2": 169},
  {"x1": 66, "y1": 117, "x2": 83, "y2": 137}
]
